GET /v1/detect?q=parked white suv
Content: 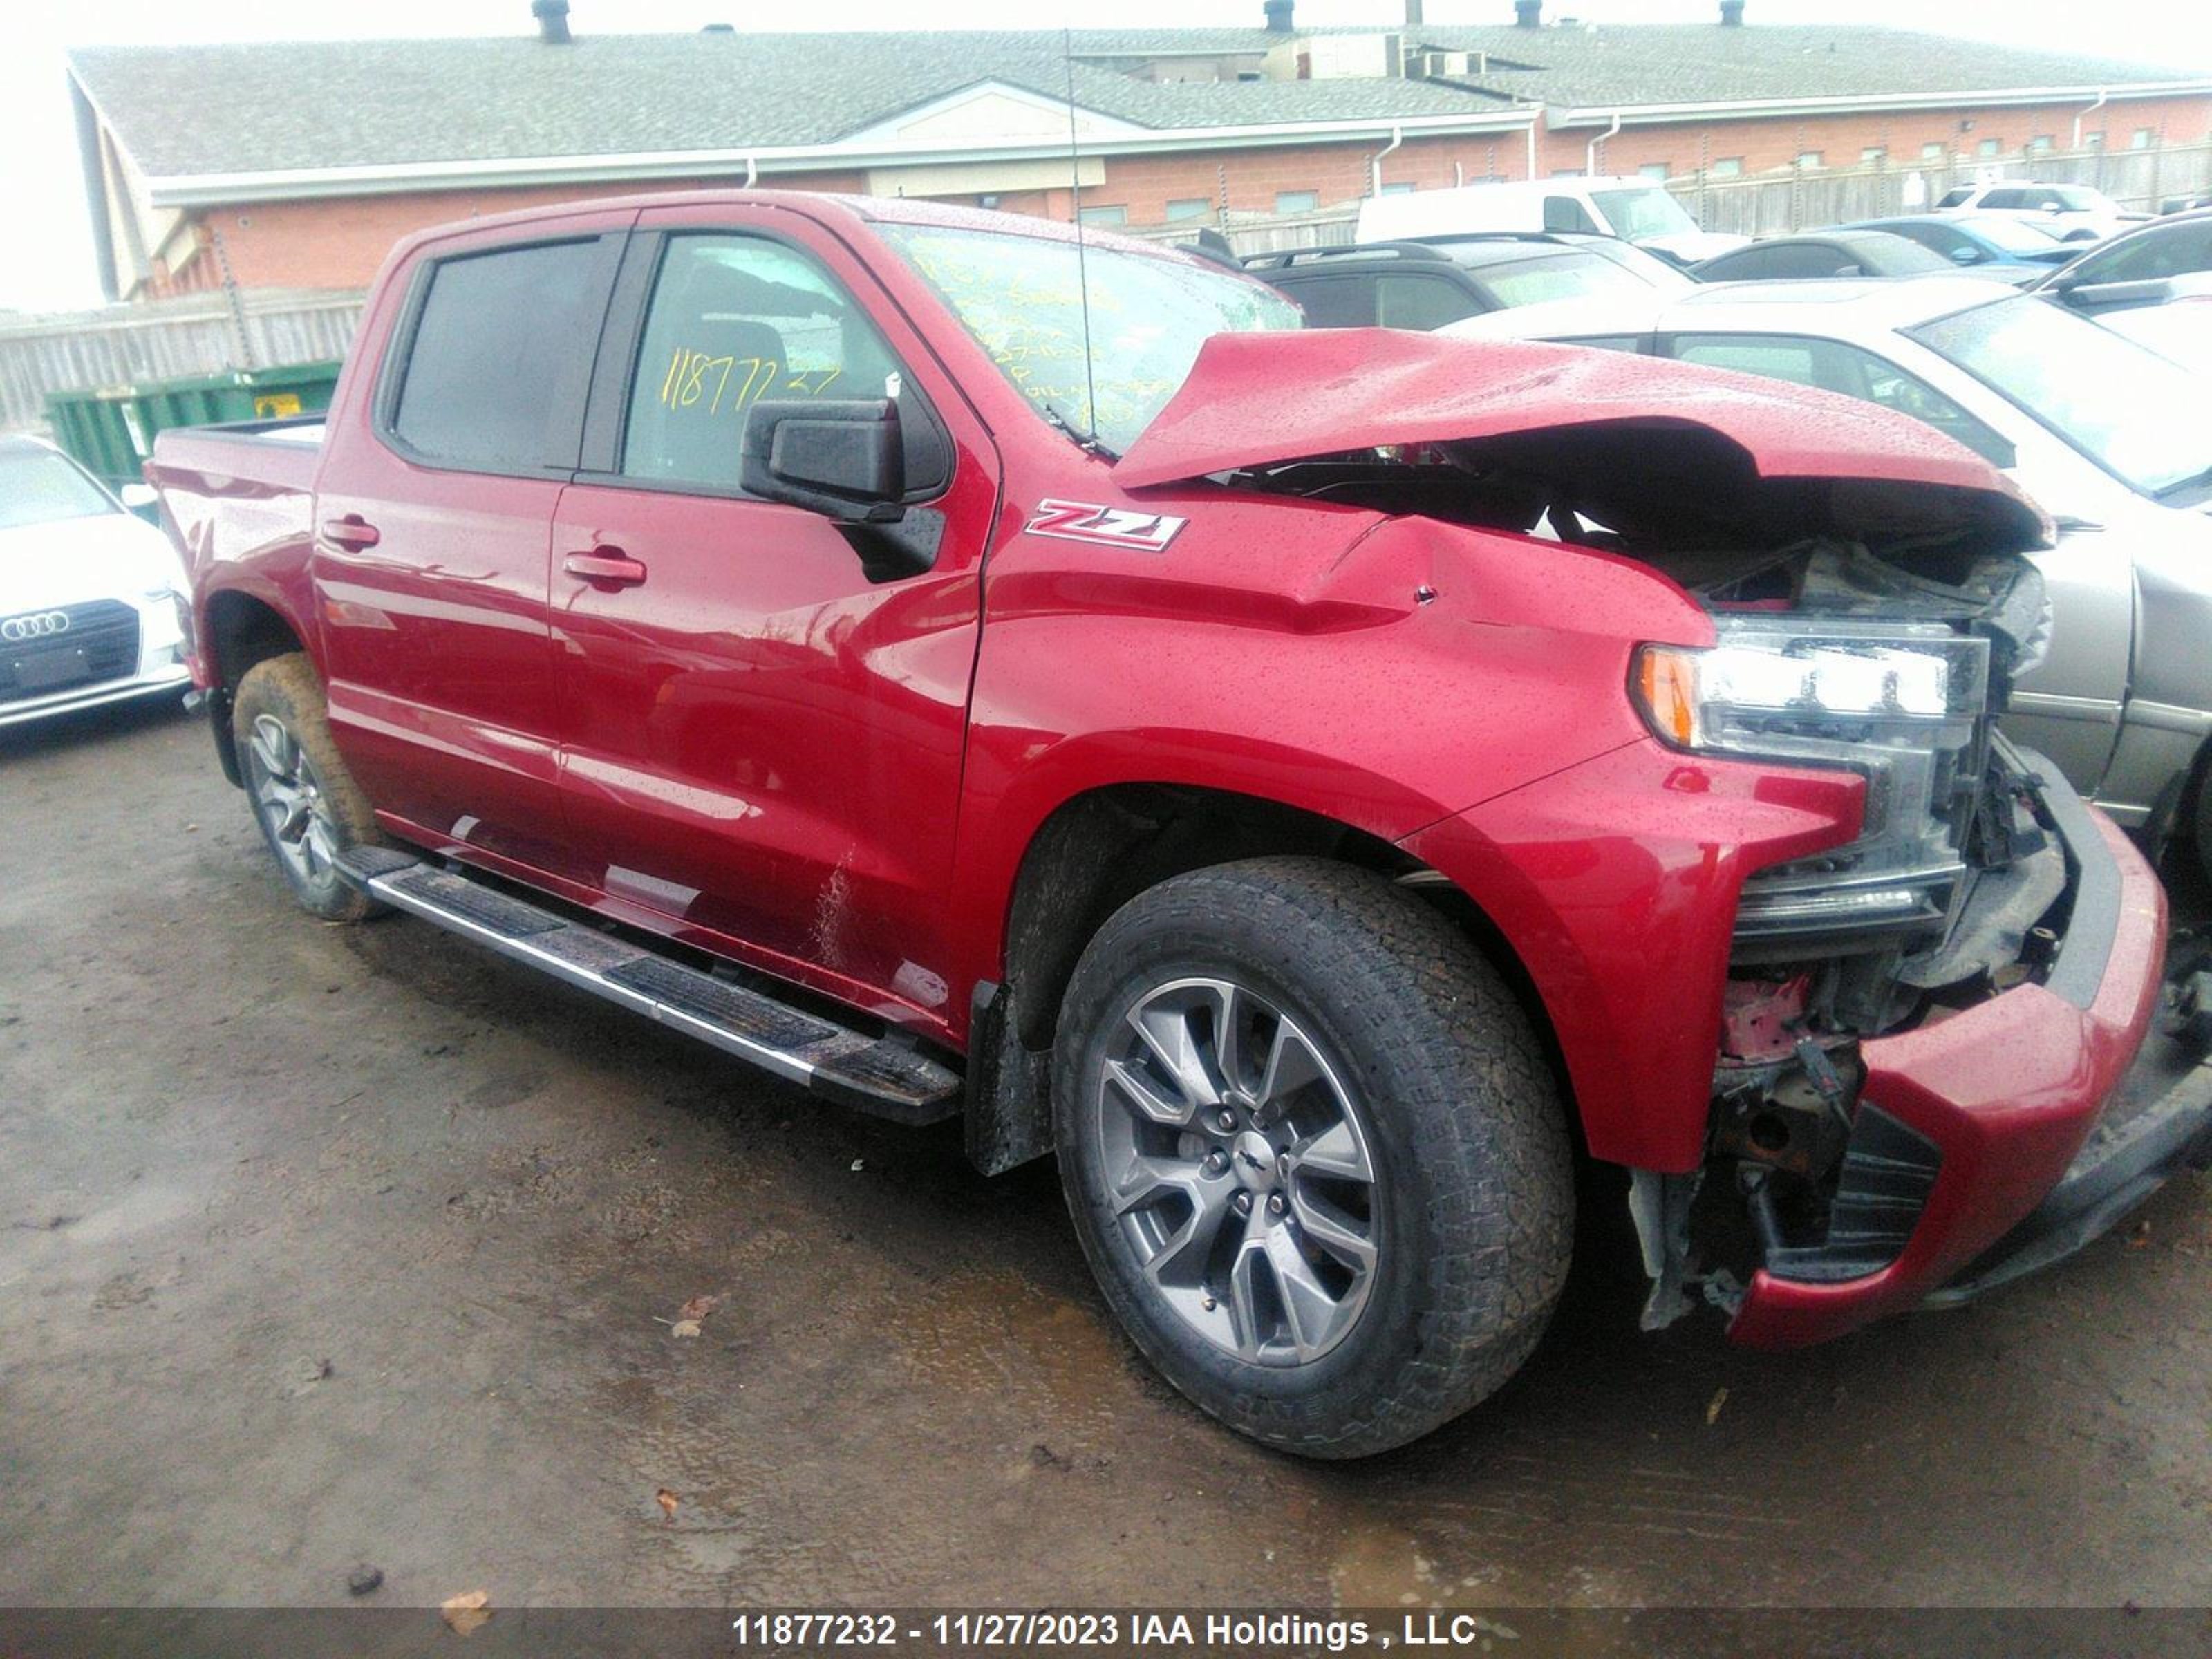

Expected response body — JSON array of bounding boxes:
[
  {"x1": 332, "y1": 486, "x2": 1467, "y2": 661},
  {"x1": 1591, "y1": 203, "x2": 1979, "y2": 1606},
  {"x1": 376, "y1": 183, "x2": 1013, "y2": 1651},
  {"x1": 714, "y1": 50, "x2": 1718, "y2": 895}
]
[
  {"x1": 1934, "y1": 180, "x2": 2150, "y2": 243},
  {"x1": 0, "y1": 435, "x2": 191, "y2": 729}
]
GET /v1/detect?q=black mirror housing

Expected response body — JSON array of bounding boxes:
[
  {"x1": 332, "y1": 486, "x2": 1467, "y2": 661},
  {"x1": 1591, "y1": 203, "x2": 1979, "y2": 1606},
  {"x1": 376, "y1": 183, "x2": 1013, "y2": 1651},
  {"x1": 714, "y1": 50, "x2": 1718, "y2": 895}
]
[{"x1": 741, "y1": 399, "x2": 906, "y2": 522}]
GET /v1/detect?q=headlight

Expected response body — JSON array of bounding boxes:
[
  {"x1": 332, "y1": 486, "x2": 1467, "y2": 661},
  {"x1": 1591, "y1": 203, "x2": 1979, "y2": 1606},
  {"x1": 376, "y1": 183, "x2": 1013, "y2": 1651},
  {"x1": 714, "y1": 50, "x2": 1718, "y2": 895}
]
[{"x1": 1633, "y1": 619, "x2": 1994, "y2": 946}]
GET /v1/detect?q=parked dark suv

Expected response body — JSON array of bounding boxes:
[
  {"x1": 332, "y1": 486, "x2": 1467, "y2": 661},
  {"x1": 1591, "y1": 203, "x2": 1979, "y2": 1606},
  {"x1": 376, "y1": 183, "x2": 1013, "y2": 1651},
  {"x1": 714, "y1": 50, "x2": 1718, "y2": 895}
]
[{"x1": 1244, "y1": 236, "x2": 1685, "y2": 330}]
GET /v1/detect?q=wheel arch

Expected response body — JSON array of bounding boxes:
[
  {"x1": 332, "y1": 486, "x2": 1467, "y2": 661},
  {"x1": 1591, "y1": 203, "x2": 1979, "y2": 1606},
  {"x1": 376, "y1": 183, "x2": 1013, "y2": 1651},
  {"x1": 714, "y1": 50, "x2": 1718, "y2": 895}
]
[
  {"x1": 200, "y1": 585, "x2": 310, "y2": 787},
  {"x1": 964, "y1": 780, "x2": 1575, "y2": 1174}
]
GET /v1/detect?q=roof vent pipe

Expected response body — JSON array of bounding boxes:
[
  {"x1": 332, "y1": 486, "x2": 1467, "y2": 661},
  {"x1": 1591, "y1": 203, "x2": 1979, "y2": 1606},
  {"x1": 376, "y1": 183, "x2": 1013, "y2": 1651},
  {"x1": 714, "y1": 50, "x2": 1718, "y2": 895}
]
[
  {"x1": 532, "y1": 0, "x2": 572, "y2": 44},
  {"x1": 1515, "y1": 1, "x2": 1542, "y2": 28},
  {"x1": 1719, "y1": 0, "x2": 1744, "y2": 23},
  {"x1": 1264, "y1": 0, "x2": 1295, "y2": 32}
]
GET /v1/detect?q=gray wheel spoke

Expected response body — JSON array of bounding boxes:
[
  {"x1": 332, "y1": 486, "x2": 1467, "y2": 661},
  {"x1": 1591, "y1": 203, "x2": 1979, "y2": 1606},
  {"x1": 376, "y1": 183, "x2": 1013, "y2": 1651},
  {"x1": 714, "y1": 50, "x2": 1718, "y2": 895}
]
[
  {"x1": 1257, "y1": 1021, "x2": 1324, "y2": 1107},
  {"x1": 249, "y1": 718, "x2": 297, "y2": 785},
  {"x1": 1226, "y1": 1203, "x2": 1274, "y2": 1360},
  {"x1": 1127, "y1": 1000, "x2": 1226, "y2": 1114},
  {"x1": 1265, "y1": 1224, "x2": 1349, "y2": 1362},
  {"x1": 1104, "y1": 1057, "x2": 1196, "y2": 1127},
  {"x1": 274, "y1": 797, "x2": 313, "y2": 844},
  {"x1": 1291, "y1": 1118, "x2": 1372, "y2": 1183},
  {"x1": 1288, "y1": 1185, "x2": 1376, "y2": 1275}
]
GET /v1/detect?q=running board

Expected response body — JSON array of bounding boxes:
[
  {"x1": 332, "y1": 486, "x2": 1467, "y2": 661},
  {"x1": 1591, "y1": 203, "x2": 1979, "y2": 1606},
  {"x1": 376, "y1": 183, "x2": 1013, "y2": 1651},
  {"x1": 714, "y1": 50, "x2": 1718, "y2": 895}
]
[{"x1": 335, "y1": 847, "x2": 959, "y2": 1124}]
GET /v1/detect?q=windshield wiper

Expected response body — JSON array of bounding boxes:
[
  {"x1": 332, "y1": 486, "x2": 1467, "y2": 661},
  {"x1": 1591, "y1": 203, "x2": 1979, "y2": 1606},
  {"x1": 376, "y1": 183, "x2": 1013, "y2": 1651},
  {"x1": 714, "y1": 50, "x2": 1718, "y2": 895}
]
[{"x1": 1041, "y1": 402, "x2": 1120, "y2": 462}]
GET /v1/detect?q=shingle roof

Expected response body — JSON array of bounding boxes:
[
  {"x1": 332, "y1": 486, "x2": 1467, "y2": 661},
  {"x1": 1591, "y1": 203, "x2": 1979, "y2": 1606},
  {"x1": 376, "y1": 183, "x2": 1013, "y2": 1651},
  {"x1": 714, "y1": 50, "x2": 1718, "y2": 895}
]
[
  {"x1": 67, "y1": 25, "x2": 2202, "y2": 182},
  {"x1": 1396, "y1": 22, "x2": 2202, "y2": 111}
]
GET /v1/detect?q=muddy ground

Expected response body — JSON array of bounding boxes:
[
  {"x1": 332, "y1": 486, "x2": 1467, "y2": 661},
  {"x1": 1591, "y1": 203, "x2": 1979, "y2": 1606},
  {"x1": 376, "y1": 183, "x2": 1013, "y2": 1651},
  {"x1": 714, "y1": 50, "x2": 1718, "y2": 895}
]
[{"x1": 3, "y1": 699, "x2": 2209, "y2": 1622}]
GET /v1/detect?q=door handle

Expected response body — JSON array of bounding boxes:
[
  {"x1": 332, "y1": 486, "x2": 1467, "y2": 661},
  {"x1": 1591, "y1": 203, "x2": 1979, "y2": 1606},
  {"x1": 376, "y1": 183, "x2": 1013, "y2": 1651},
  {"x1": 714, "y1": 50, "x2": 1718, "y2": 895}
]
[
  {"x1": 563, "y1": 548, "x2": 648, "y2": 590},
  {"x1": 320, "y1": 515, "x2": 381, "y2": 550}
]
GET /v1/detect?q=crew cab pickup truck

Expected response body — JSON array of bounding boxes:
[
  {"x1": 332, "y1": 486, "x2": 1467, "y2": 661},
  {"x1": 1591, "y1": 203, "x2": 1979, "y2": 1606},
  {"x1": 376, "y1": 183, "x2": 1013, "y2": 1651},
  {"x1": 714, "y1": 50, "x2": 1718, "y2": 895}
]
[{"x1": 149, "y1": 191, "x2": 2212, "y2": 1459}]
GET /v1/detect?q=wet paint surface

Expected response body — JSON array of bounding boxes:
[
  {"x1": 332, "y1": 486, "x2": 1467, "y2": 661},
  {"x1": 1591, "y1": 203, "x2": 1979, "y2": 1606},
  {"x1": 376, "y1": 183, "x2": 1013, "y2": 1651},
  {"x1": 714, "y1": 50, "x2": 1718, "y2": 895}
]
[{"x1": 3, "y1": 702, "x2": 2210, "y2": 1608}]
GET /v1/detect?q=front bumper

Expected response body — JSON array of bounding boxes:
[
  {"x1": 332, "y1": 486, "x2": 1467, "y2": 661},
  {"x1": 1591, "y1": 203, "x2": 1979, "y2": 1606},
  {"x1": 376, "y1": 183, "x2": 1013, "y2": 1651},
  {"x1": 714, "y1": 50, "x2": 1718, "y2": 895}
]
[
  {"x1": 0, "y1": 660, "x2": 193, "y2": 729},
  {"x1": 1730, "y1": 754, "x2": 2206, "y2": 1347}
]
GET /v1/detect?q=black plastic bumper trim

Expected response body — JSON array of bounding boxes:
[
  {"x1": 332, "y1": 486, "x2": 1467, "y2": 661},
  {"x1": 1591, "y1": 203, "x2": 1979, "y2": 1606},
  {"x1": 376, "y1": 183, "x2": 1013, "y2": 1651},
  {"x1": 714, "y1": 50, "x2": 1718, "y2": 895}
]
[
  {"x1": 1924, "y1": 1058, "x2": 2212, "y2": 1308},
  {"x1": 2017, "y1": 744, "x2": 2123, "y2": 1013}
]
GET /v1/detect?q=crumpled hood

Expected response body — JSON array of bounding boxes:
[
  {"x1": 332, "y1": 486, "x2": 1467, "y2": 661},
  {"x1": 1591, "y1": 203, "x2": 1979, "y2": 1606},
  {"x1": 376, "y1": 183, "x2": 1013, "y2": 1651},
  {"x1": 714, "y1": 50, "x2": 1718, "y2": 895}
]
[
  {"x1": 0, "y1": 509, "x2": 185, "y2": 616},
  {"x1": 1117, "y1": 328, "x2": 2049, "y2": 555}
]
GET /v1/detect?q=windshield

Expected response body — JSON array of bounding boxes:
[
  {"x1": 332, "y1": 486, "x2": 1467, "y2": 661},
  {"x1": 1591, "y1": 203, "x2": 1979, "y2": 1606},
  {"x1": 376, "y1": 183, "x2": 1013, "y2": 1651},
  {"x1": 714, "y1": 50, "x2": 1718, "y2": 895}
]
[
  {"x1": 1908, "y1": 295, "x2": 2207, "y2": 496},
  {"x1": 0, "y1": 445, "x2": 118, "y2": 532},
  {"x1": 1588, "y1": 188, "x2": 1700, "y2": 242},
  {"x1": 1957, "y1": 214, "x2": 2070, "y2": 253},
  {"x1": 878, "y1": 224, "x2": 1300, "y2": 454}
]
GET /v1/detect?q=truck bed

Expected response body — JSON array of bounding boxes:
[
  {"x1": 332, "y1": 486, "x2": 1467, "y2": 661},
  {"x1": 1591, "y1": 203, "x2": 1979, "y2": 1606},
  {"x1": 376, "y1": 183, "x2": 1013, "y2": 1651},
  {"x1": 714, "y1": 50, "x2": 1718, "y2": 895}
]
[{"x1": 149, "y1": 415, "x2": 325, "y2": 497}]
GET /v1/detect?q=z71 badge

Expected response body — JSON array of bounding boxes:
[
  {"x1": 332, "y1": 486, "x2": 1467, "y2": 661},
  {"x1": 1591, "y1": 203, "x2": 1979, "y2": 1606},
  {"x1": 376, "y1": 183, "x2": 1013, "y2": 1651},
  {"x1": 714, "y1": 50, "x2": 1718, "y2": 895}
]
[{"x1": 1023, "y1": 500, "x2": 1188, "y2": 552}]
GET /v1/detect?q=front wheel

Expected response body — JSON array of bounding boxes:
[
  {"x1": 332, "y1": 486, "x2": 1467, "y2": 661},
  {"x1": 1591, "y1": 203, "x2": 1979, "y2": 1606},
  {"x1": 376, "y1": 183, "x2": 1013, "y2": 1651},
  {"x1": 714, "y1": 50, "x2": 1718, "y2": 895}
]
[
  {"x1": 1053, "y1": 857, "x2": 1574, "y2": 1459},
  {"x1": 232, "y1": 653, "x2": 385, "y2": 922}
]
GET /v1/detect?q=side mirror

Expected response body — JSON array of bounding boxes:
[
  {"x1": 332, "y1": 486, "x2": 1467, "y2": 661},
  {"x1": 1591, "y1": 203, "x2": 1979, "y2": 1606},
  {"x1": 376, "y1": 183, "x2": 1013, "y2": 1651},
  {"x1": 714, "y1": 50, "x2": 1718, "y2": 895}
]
[
  {"x1": 1950, "y1": 246, "x2": 1980, "y2": 264},
  {"x1": 740, "y1": 399, "x2": 905, "y2": 523},
  {"x1": 118, "y1": 482, "x2": 158, "y2": 509}
]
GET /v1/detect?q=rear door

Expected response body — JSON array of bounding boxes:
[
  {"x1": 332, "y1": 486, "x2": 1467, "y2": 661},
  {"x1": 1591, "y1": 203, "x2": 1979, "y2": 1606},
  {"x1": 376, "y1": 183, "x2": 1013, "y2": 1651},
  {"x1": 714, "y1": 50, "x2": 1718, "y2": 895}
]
[
  {"x1": 314, "y1": 212, "x2": 630, "y2": 874},
  {"x1": 547, "y1": 207, "x2": 999, "y2": 1026}
]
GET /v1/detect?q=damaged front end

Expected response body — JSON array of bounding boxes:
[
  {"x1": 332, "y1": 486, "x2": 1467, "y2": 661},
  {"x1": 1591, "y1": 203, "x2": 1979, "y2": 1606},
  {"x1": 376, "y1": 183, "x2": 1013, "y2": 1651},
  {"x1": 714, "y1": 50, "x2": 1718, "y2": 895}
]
[
  {"x1": 1118, "y1": 327, "x2": 2203, "y2": 1336},
  {"x1": 1624, "y1": 537, "x2": 2068, "y2": 1327}
]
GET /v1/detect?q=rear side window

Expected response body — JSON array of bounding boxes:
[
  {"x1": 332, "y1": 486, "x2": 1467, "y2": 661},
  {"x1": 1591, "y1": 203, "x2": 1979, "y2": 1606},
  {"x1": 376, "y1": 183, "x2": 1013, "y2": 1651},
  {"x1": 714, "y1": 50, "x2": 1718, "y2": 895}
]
[
  {"x1": 1273, "y1": 273, "x2": 1376, "y2": 328},
  {"x1": 1377, "y1": 273, "x2": 1481, "y2": 330},
  {"x1": 1936, "y1": 187, "x2": 1973, "y2": 209},
  {"x1": 389, "y1": 238, "x2": 614, "y2": 472},
  {"x1": 1542, "y1": 196, "x2": 1601, "y2": 234},
  {"x1": 1981, "y1": 189, "x2": 2027, "y2": 210}
]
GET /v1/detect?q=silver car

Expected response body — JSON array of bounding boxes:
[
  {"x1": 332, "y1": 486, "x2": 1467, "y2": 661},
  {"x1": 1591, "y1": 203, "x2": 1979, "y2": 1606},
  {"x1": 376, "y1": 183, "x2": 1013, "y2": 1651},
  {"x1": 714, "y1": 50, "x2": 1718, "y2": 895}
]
[{"x1": 1445, "y1": 279, "x2": 2212, "y2": 870}]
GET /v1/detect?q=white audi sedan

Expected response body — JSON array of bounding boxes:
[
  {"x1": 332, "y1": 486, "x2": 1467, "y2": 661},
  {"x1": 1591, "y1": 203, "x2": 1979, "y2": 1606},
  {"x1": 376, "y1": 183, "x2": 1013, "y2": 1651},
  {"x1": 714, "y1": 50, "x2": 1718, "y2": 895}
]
[{"x1": 1, "y1": 434, "x2": 191, "y2": 729}]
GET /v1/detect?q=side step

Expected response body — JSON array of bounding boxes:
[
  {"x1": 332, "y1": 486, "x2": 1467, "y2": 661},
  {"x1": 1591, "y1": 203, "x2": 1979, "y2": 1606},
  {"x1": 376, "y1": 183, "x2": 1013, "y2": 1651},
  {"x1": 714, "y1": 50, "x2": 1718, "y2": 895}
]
[{"x1": 335, "y1": 847, "x2": 959, "y2": 1124}]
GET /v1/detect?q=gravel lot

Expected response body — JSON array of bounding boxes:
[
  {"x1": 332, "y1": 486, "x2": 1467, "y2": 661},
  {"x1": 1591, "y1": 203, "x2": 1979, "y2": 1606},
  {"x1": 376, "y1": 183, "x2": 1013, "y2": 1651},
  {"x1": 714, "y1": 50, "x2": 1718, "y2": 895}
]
[{"x1": 4, "y1": 699, "x2": 2210, "y2": 1626}]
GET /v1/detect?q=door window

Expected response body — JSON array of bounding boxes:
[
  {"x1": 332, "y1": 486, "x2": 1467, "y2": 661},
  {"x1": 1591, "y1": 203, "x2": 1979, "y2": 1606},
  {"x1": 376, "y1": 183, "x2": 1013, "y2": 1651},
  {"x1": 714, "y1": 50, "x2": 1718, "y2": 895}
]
[
  {"x1": 1543, "y1": 195, "x2": 1602, "y2": 234},
  {"x1": 1666, "y1": 332, "x2": 2015, "y2": 468},
  {"x1": 1377, "y1": 273, "x2": 1482, "y2": 330},
  {"x1": 1275, "y1": 273, "x2": 1376, "y2": 328},
  {"x1": 621, "y1": 235, "x2": 931, "y2": 494},
  {"x1": 388, "y1": 238, "x2": 615, "y2": 472}
]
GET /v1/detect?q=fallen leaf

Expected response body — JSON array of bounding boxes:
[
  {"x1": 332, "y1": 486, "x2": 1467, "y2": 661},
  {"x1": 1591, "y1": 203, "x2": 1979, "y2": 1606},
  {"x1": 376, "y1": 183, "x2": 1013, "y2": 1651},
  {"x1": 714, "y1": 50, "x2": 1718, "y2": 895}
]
[
  {"x1": 2128, "y1": 1221, "x2": 2153, "y2": 1248},
  {"x1": 670, "y1": 1319, "x2": 702, "y2": 1339},
  {"x1": 677, "y1": 1294, "x2": 720, "y2": 1322},
  {"x1": 850, "y1": 1159, "x2": 865, "y2": 1172},
  {"x1": 1705, "y1": 1387, "x2": 1729, "y2": 1426},
  {"x1": 656, "y1": 1487, "x2": 679, "y2": 1522},
  {"x1": 440, "y1": 1591, "x2": 491, "y2": 1636}
]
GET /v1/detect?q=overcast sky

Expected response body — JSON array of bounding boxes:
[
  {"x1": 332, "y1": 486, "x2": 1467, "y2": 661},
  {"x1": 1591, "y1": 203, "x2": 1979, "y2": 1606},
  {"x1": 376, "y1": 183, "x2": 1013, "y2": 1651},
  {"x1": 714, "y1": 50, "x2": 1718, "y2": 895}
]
[{"x1": 6, "y1": 0, "x2": 2205, "y2": 309}]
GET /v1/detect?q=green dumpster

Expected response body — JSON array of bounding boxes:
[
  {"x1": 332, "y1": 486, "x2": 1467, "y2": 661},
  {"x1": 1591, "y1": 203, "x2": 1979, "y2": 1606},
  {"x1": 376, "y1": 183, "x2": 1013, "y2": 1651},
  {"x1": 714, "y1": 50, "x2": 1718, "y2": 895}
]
[{"x1": 44, "y1": 359, "x2": 342, "y2": 507}]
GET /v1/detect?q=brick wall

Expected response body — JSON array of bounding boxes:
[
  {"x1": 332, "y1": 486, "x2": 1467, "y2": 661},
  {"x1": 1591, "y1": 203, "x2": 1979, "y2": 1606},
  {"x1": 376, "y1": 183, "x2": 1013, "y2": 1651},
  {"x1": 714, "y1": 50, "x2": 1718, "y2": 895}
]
[{"x1": 133, "y1": 90, "x2": 2212, "y2": 295}]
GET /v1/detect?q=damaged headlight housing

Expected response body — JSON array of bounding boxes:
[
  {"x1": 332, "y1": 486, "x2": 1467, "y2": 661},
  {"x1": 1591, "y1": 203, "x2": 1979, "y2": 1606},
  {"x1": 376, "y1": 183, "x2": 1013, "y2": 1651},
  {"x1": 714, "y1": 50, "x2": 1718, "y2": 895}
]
[{"x1": 1633, "y1": 618, "x2": 1991, "y2": 944}]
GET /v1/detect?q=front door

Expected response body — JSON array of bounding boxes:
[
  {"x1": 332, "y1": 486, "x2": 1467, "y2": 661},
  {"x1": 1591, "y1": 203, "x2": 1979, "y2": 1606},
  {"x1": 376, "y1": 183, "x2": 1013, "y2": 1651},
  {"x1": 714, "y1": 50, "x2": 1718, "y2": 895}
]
[
  {"x1": 315, "y1": 215, "x2": 629, "y2": 873},
  {"x1": 549, "y1": 215, "x2": 998, "y2": 1029}
]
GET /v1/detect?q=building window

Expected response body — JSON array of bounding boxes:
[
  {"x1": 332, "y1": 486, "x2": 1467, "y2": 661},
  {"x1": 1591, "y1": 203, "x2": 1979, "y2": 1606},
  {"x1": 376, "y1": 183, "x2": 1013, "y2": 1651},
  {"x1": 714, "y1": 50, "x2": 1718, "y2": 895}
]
[
  {"x1": 2084, "y1": 131, "x2": 2106, "y2": 149},
  {"x1": 2026, "y1": 135, "x2": 2054, "y2": 154},
  {"x1": 2132, "y1": 127, "x2": 2156, "y2": 149},
  {"x1": 1274, "y1": 190, "x2": 1319, "y2": 214},
  {"x1": 1078, "y1": 205, "x2": 1128, "y2": 227},
  {"x1": 1709, "y1": 157, "x2": 1743, "y2": 178},
  {"x1": 1163, "y1": 198, "x2": 1211, "y2": 221},
  {"x1": 1639, "y1": 162, "x2": 1670, "y2": 180},
  {"x1": 1860, "y1": 146, "x2": 1886, "y2": 165},
  {"x1": 1920, "y1": 140, "x2": 1946, "y2": 160},
  {"x1": 1976, "y1": 138, "x2": 2001, "y2": 158},
  {"x1": 1796, "y1": 151, "x2": 1824, "y2": 170}
]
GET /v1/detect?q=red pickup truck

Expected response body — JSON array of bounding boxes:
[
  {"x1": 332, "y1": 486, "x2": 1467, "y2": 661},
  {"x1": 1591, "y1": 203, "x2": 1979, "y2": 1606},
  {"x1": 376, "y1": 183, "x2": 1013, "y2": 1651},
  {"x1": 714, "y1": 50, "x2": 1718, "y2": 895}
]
[{"x1": 150, "y1": 190, "x2": 2211, "y2": 1458}]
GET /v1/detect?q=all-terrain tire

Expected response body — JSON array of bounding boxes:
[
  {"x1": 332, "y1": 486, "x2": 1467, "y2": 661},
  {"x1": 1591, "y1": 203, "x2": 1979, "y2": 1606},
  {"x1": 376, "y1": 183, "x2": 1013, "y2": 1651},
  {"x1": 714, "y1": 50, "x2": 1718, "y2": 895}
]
[
  {"x1": 232, "y1": 653, "x2": 385, "y2": 923},
  {"x1": 1053, "y1": 856, "x2": 1574, "y2": 1459}
]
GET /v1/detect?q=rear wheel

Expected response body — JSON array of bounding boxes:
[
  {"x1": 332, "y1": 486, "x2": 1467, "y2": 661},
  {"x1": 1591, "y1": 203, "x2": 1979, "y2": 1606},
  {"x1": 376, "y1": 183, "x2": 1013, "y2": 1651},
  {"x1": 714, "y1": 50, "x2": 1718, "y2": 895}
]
[
  {"x1": 1053, "y1": 856, "x2": 1573, "y2": 1459},
  {"x1": 232, "y1": 653, "x2": 384, "y2": 922}
]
